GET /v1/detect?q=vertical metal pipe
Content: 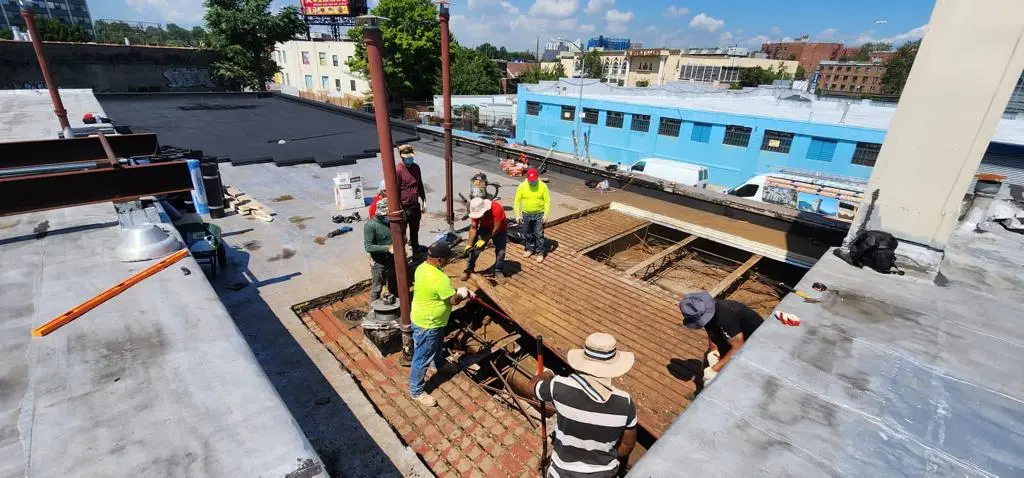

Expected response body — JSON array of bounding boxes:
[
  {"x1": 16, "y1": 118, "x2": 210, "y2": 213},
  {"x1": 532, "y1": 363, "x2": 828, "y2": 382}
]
[
  {"x1": 20, "y1": 5, "x2": 70, "y2": 132},
  {"x1": 439, "y1": 3, "x2": 455, "y2": 231},
  {"x1": 363, "y1": 23, "x2": 413, "y2": 356}
]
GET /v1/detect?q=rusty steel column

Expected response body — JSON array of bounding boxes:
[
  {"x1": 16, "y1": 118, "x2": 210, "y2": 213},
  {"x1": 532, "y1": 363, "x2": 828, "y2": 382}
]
[
  {"x1": 363, "y1": 20, "x2": 413, "y2": 360},
  {"x1": 439, "y1": 3, "x2": 455, "y2": 231},
  {"x1": 20, "y1": 4, "x2": 70, "y2": 132}
]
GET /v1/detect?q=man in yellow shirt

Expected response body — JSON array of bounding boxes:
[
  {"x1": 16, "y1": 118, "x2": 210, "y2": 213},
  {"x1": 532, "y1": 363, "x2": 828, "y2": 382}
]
[
  {"x1": 514, "y1": 167, "x2": 551, "y2": 262},
  {"x1": 409, "y1": 242, "x2": 472, "y2": 407}
]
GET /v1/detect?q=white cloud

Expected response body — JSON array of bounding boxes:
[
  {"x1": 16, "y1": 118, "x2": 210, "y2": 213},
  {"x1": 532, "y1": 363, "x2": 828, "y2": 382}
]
[
  {"x1": 816, "y1": 28, "x2": 839, "y2": 41},
  {"x1": 645, "y1": 25, "x2": 658, "y2": 34},
  {"x1": 527, "y1": 0, "x2": 579, "y2": 18},
  {"x1": 500, "y1": 1, "x2": 520, "y2": 15},
  {"x1": 689, "y1": 13, "x2": 724, "y2": 33},
  {"x1": 781, "y1": 36, "x2": 794, "y2": 42},
  {"x1": 605, "y1": 9, "x2": 633, "y2": 23},
  {"x1": 849, "y1": 24, "x2": 928, "y2": 46},
  {"x1": 747, "y1": 34, "x2": 771, "y2": 47},
  {"x1": 665, "y1": 5, "x2": 689, "y2": 17},
  {"x1": 585, "y1": 0, "x2": 613, "y2": 16},
  {"x1": 771, "y1": 26, "x2": 782, "y2": 35},
  {"x1": 735, "y1": 28, "x2": 743, "y2": 35},
  {"x1": 719, "y1": 31, "x2": 733, "y2": 44},
  {"x1": 125, "y1": 0, "x2": 204, "y2": 23}
]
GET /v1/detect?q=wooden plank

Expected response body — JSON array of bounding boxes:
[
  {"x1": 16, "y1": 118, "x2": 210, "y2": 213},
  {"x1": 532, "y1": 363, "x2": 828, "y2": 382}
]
[
  {"x1": 710, "y1": 254, "x2": 763, "y2": 297},
  {"x1": 624, "y1": 234, "x2": 700, "y2": 276},
  {"x1": 577, "y1": 222, "x2": 651, "y2": 255}
]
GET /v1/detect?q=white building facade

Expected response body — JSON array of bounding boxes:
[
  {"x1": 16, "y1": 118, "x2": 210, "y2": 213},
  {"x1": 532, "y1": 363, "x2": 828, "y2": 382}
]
[{"x1": 271, "y1": 39, "x2": 370, "y2": 96}]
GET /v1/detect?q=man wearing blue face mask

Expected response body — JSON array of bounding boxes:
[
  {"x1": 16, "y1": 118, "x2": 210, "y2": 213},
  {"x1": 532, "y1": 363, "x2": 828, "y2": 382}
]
[
  {"x1": 396, "y1": 144, "x2": 426, "y2": 252},
  {"x1": 364, "y1": 198, "x2": 397, "y2": 305}
]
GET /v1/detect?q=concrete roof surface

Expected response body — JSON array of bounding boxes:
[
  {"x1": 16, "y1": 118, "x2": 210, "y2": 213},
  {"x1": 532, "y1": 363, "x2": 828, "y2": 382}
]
[
  {"x1": 629, "y1": 225, "x2": 1024, "y2": 477},
  {"x1": 523, "y1": 82, "x2": 1024, "y2": 145}
]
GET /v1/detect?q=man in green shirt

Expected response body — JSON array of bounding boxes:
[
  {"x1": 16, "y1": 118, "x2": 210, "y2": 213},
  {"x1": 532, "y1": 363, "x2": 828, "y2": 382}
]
[
  {"x1": 409, "y1": 242, "x2": 472, "y2": 407},
  {"x1": 363, "y1": 198, "x2": 396, "y2": 306},
  {"x1": 514, "y1": 168, "x2": 551, "y2": 262}
]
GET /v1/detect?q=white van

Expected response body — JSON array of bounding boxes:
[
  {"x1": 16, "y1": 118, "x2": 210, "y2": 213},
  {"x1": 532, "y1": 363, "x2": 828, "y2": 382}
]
[
  {"x1": 725, "y1": 173, "x2": 866, "y2": 222},
  {"x1": 628, "y1": 158, "x2": 709, "y2": 188}
]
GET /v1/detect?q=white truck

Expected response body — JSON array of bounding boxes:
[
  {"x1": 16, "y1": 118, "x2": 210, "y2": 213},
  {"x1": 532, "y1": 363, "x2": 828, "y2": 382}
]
[
  {"x1": 628, "y1": 158, "x2": 710, "y2": 189},
  {"x1": 725, "y1": 173, "x2": 866, "y2": 222}
]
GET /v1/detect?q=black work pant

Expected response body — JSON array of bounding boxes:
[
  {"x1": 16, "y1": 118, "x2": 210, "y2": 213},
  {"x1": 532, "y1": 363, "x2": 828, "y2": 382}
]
[
  {"x1": 404, "y1": 205, "x2": 422, "y2": 251},
  {"x1": 370, "y1": 261, "x2": 397, "y2": 304}
]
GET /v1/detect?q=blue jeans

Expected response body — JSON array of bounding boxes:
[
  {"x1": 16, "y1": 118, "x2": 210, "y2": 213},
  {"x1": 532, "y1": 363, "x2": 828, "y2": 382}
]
[
  {"x1": 409, "y1": 324, "x2": 446, "y2": 397},
  {"x1": 522, "y1": 213, "x2": 547, "y2": 254},
  {"x1": 466, "y1": 230, "x2": 507, "y2": 274}
]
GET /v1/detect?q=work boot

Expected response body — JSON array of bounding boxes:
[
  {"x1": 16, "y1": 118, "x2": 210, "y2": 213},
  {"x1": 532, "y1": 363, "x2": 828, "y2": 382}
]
[
  {"x1": 523, "y1": 250, "x2": 534, "y2": 258},
  {"x1": 494, "y1": 271, "x2": 506, "y2": 283},
  {"x1": 536, "y1": 254, "x2": 545, "y2": 263},
  {"x1": 459, "y1": 271, "x2": 471, "y2": 281},
  {"x1": 414, "y1": 393, "x2": 437, "y2": 407}
]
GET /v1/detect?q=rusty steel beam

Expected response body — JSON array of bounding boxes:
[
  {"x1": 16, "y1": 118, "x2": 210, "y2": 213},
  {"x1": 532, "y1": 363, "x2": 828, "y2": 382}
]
[
  {"x1": 709, "y1": 254, "x2": 763, "y2": 297},
  {"x1": 0, "y1": 134, "x2": 160, "y2": 169},
  {"x1": 0, "y1": 161, "x2": 193, "y2": 217},
  {"x1": 625, "y1": 234, "x2": 700, "y2": 277},
  {"x1": 578, "y1": 222, "x2": 651, "y2": 255}
]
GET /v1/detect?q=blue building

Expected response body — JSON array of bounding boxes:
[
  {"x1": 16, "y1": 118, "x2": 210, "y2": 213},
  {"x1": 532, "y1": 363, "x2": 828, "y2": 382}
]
[
  {"x1": 587, "y1": 36, "x2": 631, "y2": 51},
  {"x1": 515, "y1": 81, "x2": 1024, "y2": 188}
]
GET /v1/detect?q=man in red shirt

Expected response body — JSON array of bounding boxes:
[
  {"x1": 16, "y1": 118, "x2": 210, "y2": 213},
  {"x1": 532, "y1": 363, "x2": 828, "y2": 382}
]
[
  {"x1": 461, "y1": 197, "x2": 508, "y2": 281},
  {"x1": 396, "y1": 145, "x2": 426, "y2": 252}
]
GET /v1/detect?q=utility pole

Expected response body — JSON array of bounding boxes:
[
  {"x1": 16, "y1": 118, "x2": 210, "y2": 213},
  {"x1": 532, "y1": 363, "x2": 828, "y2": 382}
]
[
  {"x1": 19, "y1": 0, "x2": 70, "y2": 135},
  {"x1": 438, "y1": 1, "x2": 454, "y2": 232},
  {"x1": 359, "y1": 15, "x2": 414, "y2": 363}
]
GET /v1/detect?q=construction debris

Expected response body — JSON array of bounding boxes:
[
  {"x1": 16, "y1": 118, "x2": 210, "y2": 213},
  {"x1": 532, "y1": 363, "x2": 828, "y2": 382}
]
[{"x1": 224, "y1": 185, "x2": 275, "y2": 222}]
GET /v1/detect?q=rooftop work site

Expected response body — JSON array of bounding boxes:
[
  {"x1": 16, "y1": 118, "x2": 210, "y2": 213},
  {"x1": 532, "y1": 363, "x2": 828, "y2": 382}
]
[{"x1": 2, "y1": 1, "x2": 1024, "y2": 477}]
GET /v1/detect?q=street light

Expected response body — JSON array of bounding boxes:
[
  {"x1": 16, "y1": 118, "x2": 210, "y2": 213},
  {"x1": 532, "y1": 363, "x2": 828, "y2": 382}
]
[{"x1": 555, "y1": 38, "x2": 587, "y2": 162}]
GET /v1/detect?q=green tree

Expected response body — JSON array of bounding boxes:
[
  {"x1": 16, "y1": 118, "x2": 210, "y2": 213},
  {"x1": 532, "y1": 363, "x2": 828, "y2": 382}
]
[
  {"x1": 635, "y1": 80, "x2": 650, "y2": 87},
  {"x1": 0, "y1": 28, "x2": 12, "y2": 40},
  {"x1": 739, "y1": 66, "x2": 776, "y2": 87},
  {"x1": 191, "y1": 26, "x2": 208, "y2": 47},
  {"x1": 95, "y1": 20, "x2": 143, "y2": 45},
  {"x1": 35, "y1": 17, "x2": 91, "y2": 42},
  {"x1": 518, "y1": 63, "x2": 565, "y2": 84},
  {"x1": 476, "y1": 42, "x2": 499, "y2": 59},
  {"x1": 581, "y1": 50, "x2": 603, "y2": 79},
  {"x1": 204, "y1": 0, "x2": 306, "y2": 91},
  {"x1": 880, "y1": 40, "x2": 920, "y2": 96},
  {"x1": 794, "y1": 65, "x2": 807, "y2": 81},
  {"x1": 442, "y1": 45, "x2": 501, "y2": 95},
  {"x1": 347, "y1": 0, "x2": 441, "y2": 102},
  {"x1": 853, "y1": 42, "x2": 892, "y2": 61}
]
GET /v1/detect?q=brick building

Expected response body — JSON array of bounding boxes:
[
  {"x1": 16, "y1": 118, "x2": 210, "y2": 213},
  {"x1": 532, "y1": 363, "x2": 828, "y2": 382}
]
[
  {"x1": 816, "y1": 60, "x2": 887, "y2": 96},
  {"x1": 761, "y1": 41, "x2": 845, "y2": 74}
]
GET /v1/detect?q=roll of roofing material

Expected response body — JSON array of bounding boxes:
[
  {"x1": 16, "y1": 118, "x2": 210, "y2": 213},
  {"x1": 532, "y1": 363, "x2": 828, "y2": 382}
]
[{"x1": 187, "y1": 159, "x2": 209, "y2": 215}]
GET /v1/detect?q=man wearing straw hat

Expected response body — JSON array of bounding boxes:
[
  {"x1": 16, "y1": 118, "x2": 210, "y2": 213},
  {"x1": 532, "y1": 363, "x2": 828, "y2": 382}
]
[
  {"x1": 396, "y1": 144, "x2": 426, "y2": 252},
  {"x1": 529, "y1": 333, "x2": 638, "y2": 477},
  {"x1": 460, "y1": 197, "x2": 508, "y2": 282}
]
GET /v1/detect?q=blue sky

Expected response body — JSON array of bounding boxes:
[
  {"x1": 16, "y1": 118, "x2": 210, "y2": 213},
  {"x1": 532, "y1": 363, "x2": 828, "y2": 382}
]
[{"x1": 87, "y1": 0, "x2": 935, "y2": 51}]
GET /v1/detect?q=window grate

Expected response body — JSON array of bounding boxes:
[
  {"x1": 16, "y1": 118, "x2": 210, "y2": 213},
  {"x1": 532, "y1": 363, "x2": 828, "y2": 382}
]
[
  {"x1": 561, "y1": 105, "x2": 576, "y2": 121},
  {"x1": 658, "y1": 118, "x2": 681, "y2": 137},
  {"x1": 582, "y1": 108, "x2": 599, "y2": 125},
  {"x1": 606, "y1": 111, "x2": 624, "y2": 128},
  {"x1": 761, "y1": 130, "x2": 794, "y2": 153},
  {"x1": 526, "y1": 101, "x2": 541, "y2": 116},
  {"x1": 852, "y1": 142, "x2": 881, "y2": 167},
  {"x1": 631, "y1": 114, "x2": 651, "y2": 132},
  {"x1": 723, "y1": 125, "x2": 752, "y2": 147},
  {"x1": 806, "y1": 137, "x2": 838, "y2": 161},
  {"x1": 690, "y1": 122, "x2": 712, "y2": 143}
]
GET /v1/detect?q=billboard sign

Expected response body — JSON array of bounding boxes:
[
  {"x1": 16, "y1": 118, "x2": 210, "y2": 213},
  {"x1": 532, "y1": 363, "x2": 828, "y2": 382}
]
[{"x1": 301, "y1": 0, "x2": 367, "y2": 17}]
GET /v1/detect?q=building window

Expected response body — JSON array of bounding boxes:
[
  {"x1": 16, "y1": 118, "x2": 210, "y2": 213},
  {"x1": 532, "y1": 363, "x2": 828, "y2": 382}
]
[
  {"x1": 304, "y1": 75, "x2": 313, "y2": 89},
  {"x1": 335, "y1": 79, "x2": 341, "y2": 91},
  {"x1": 285, "y1": 73, "x2": 290, "y2": 86},
  {"x1": 690, "y1": 122, "x2": 712, "y2": 143},
  {"x1": 561, "y1": 105, "x2": 575, "y2": 121},
  {"x1": 332, "y1": 55, "x2": 339, "y2": 67},
  {"x1": 723, "y1": 125, "x2": 752, "y2": 147},
  {"x1": 282, "y1": 51, "x2": 287, "y2": 63},
  {"x1": 321, "y1": 76, "x2": 330, "y2": 89},
  {"x1": 852, "y1": 142, "x2": 881, "y2": 167},
  {"x1": 319, "y1": 52, "x2": 327, "y2": 66},
  {"x1": 658, "y1": 118, "x2": 681, "y2": 137},
  {"x1": 856, "y1": 66, "x2": 861, "y2": 71},
  {"x1": 350, "y1": 80, "x2": 357, "y2": 91},
  {"x1": 582, "y1": 108, "x2": 599, "y2": 125},
  {"x1": 840, "y1": 85, "x2": 846, "y2": 91},
  {"x1": 302, "y1": 51, "x2": 310, "y2": 65},
  {"x1": 631, "y1": 114, "x2": 651, "y2": 132},
  {"x1": 606, "y1": 111, "x2": 624, "y2": 128},
  {"x1": 806, "y1": 137, "x2": 838, "y2": 161},
  {"x1": 866, "y1": 66, "x2": 872, "y2": 72},
  {"x1": 761, "y1": 130, "x2": 794, "y2": 154},
  {"x1": 843, "y1": 76, "x2": 849, "y2": 80},
  {"x1": 526, "y1": 101, "x2": 541, "y2": 116},
  {"x1": 846, "y1": 66, "x2": 851, "y2": 72}
]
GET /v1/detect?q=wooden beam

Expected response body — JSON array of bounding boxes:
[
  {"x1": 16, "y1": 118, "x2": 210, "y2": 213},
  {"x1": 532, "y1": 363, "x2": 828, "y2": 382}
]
[
  {"x1": 710, "y1": 254, "x2": 763, "y2": 298},
  {"x1": 624, "y1": 234, "x2": 700, "y2": 276},
  {"x1": 578, "y1": 222, "x2": 651, "y2": 255}
]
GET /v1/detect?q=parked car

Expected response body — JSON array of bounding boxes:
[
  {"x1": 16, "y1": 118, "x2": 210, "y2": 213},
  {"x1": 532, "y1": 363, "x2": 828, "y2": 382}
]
[
  {"x1": 628, "y1": 158, "x2": 709, "y2": 188},
  {"x1": 725, "y1": 173, "x2": 865, "y2": 221}
]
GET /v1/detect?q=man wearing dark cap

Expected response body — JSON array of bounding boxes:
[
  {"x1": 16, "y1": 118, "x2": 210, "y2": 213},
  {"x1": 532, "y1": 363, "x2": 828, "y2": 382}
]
[
  {"x1": 409, "y1": 242, "x2": 472, "y2": 407},
  {"x1": 680, "y1": 291, "x2": 763, "y2": 384},
  {"x1": 364, "y1": 198, "x2": 396, "y2": 305}
]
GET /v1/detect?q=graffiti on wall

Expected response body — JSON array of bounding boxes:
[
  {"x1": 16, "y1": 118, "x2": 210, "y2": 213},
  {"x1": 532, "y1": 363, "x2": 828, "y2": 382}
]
[
  {"x1": 163, "y1": 67, "x2": 216, "y2": 88},
  {"x1": 13, "y1": 81, "x2": 47, "y2": 90}
]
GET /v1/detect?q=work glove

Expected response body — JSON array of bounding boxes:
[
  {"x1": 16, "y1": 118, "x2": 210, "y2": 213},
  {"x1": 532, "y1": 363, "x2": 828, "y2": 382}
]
[
  {"x1": 475, "y1": 239, "x2": 486, "y2": 250},
  {"x1": 420, "y1": 200, "x2": 427, "y2": 213},
  {"x1": 456, "y1": 287, "x2": 473, "y2": 300},
  {"x1": 388, "y1": 245, "x2": 394, "y2": 254},
  {"x1": 706, "y1": 350, "x2": 720, "y2": 367},
  {"x1": 703, "y1": 366, "x2": 718, "y2": 384},
  {"x1": 775, "y1": 311, "x2": 802, "y2": 327}
]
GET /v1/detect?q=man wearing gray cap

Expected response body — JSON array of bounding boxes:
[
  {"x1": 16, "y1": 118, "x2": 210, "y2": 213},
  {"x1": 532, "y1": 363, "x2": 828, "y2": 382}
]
[{"x1": 680, "y1": 291, "x2": 763, "y2": 384}]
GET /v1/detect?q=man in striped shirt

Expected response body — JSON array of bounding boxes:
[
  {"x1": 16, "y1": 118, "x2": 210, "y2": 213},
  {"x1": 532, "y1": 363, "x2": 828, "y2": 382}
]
[{"x1": 530, "y1": 333, "x2": 638, "y2": 477}]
